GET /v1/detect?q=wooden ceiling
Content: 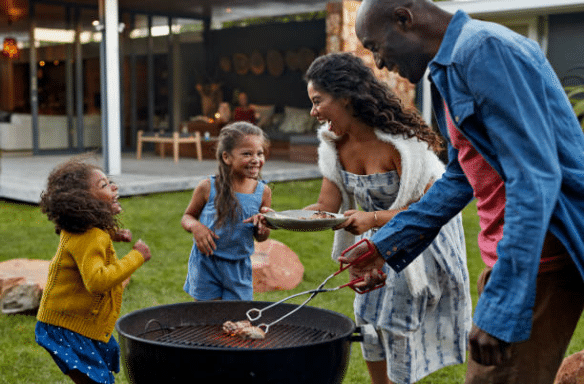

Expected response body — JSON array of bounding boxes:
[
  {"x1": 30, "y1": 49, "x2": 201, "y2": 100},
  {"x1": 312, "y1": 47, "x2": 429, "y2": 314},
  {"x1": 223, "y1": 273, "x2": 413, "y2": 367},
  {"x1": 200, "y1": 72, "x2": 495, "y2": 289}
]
[
  {"x1": 0, "y1": 0, "x2": 331, "y2": 41},
  {"x1": 1, "y1": 0, "x2": 330, "y2": 23}
]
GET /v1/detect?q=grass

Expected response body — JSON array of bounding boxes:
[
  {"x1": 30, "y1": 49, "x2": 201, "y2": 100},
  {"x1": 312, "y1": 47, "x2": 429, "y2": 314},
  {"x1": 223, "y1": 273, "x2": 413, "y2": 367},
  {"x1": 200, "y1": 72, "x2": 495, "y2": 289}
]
[{"x1": 1, "y1": 178, "x2": 583, "y2": 383}]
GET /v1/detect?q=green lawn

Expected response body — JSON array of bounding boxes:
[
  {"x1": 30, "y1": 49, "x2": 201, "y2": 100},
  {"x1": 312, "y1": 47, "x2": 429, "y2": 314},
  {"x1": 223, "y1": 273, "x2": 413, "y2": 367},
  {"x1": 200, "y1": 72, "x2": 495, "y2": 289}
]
[{"x1": 1, "y1": 179, "x2": 582, "y2": 383}]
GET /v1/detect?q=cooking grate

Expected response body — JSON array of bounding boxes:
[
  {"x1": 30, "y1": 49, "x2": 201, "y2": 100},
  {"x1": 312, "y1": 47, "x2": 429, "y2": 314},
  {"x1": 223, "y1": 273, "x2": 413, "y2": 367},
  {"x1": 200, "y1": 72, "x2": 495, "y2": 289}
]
[{"x1": 139, "y1": 323, "x2": 337, "y2": 349}]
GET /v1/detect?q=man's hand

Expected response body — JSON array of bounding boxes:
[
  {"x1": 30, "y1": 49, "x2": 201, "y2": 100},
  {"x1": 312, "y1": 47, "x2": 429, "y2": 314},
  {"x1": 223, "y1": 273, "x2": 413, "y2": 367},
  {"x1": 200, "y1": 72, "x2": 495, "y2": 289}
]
[
  {"x1": 468, "y1": 324, "x2": 511, "y2": 366},
  {"x1": 338, "y1": 239, "x2": 386, "y2": 290}
]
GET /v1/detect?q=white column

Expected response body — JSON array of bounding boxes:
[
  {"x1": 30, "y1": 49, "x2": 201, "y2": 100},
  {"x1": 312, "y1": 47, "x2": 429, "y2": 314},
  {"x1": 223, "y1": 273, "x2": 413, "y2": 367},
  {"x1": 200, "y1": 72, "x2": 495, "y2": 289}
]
[
  {"x1": 422, "y1": 69, "x2": 433, "y2": 128},
  {"x1": 100, "y1": 0, "x2": 122, "y2": 175}
]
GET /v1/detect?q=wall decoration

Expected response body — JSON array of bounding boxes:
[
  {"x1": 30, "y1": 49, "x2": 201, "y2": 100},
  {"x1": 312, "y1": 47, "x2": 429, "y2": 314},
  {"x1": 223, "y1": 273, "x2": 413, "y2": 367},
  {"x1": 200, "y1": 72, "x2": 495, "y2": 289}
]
[
  {"x1": 266, "y1": 49, "x2": 284, "y2": 77},
  {"x1": 233, "y1": 53, "x2": 250, "y2": 75},
  {"x1": 298, "y1": 47, "x2": 316, "y2": 73},
  {"x1": 285, "y1": 50, "x2": 300, "y2": 71},
  {"x1": 219, "y1": 56, "x2": 231, "y2": 72},
  {"x1": 250, "y1": 50, "x2": 265, "y2": 75}
]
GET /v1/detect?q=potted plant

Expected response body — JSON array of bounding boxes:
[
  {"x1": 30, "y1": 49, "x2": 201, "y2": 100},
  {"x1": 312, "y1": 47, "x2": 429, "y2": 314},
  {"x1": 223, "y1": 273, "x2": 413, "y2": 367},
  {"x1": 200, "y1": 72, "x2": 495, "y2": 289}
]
[{"x1": 562, "y1": 67, "x2": 584, "y2": 132}]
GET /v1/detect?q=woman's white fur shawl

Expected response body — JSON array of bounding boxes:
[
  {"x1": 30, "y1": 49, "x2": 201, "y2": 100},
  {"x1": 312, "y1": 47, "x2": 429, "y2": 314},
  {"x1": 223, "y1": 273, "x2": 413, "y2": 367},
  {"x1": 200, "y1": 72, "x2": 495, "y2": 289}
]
[{"x1": 317, "y1": 125, "x2": 446, "y2": 296}]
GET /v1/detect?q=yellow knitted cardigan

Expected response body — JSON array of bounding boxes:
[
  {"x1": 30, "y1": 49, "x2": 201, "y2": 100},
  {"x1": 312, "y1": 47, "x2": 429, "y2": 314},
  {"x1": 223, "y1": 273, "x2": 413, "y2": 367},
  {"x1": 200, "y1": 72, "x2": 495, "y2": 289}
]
[{"x1": 37, "y1": 227, "x2": 144, "y2": 342}]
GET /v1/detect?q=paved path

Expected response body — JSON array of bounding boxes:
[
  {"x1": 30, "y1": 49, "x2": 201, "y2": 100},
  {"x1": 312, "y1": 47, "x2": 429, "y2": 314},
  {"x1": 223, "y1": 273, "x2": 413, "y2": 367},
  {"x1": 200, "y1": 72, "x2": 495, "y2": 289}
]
[{"x1": 0, "y1": 153, "x2": 321, "y2": 204}]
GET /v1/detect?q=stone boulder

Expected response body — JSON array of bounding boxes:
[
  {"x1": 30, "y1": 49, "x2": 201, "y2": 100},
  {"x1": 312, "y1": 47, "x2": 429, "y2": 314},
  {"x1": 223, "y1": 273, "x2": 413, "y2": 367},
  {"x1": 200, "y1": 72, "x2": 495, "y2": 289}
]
[
  {"x1": 0, "y1": 259, "x2": 49, "y2": 314},
  {"x1": 0, "y1": 258, "x2": 131, "y2": 314},
  {"x1": 251, "y1": 239, "x2": 304, "y2": 293},
  {"x1": 555, "y1": 350, "x2": 584, "y2": 384}
]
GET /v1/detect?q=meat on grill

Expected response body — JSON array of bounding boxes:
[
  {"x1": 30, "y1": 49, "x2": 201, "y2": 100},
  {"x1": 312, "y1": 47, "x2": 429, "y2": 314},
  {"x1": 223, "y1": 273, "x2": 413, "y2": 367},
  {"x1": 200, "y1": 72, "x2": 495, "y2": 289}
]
[{"x1": 222, "y1": 320, "x2": 266, "y2": 340}]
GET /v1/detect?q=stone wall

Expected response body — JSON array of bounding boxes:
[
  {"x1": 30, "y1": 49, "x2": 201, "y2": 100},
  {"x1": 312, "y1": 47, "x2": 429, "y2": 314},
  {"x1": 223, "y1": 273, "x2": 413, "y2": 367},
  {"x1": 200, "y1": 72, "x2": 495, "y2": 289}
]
[{"x1": 326, "y1": 1, "x2": 416, "y2": 110}]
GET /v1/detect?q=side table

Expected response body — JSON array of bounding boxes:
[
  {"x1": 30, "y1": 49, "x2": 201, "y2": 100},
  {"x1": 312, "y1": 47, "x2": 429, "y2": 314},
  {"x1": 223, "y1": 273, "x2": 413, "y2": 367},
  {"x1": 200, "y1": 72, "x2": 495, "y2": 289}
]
[{"x1": 136, "y1": 130, "x2": 204, "y2": 163}]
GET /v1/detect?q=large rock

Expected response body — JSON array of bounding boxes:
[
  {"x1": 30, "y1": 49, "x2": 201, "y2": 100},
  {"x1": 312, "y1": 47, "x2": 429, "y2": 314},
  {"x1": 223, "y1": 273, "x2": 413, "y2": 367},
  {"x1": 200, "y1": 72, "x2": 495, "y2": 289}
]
[
  {"x1": 1, "y1": 283, "x2": 43, "y2": 314},
  {"x1": 555, "y1": 350, "x2": 584, "y2": 384},
  {"x1": 251, "y1": 239, "x2": 303, "y2": 293},
  {"x1": 0, "y1": 258, "x2": 131, "y2": 314},
  {"x1": 0, "y1": 258, "x2": 49, "y2": 314}
]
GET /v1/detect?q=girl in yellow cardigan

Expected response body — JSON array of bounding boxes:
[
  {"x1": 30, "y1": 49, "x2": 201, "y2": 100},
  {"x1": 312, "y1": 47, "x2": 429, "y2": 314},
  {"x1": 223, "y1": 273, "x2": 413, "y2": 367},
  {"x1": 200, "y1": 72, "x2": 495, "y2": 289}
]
[{"x1": 35, "y1": 158, "x2": 151, "y2": 384}]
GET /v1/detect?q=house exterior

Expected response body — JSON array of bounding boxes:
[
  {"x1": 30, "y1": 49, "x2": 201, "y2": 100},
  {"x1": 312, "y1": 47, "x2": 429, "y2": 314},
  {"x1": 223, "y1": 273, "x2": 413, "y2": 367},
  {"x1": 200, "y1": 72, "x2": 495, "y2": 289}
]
[
  {"x1": 3, "y1": 0, "x2": 584, "y2": 168},
  {"x1": 418, "y1": 0, "x2": 584, "y2": 124}
]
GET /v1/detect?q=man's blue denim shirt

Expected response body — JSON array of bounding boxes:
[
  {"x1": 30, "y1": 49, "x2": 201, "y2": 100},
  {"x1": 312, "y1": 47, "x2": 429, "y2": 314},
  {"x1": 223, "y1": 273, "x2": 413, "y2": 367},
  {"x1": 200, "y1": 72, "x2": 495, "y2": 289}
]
[{"x1": 372, "y1": 10, "x2": 584, "y2": 343}]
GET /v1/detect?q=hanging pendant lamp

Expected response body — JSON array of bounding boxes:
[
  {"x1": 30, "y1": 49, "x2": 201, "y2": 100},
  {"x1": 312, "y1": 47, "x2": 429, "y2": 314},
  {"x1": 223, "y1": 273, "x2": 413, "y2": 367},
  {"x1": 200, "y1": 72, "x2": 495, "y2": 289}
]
[{"x1": 2, "y1": 37, "x2": 19, "y2": 59}]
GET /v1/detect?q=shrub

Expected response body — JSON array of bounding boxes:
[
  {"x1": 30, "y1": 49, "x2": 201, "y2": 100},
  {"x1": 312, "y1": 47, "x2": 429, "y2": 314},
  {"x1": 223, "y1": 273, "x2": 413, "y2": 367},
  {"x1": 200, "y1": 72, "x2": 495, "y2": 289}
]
[{"x1": 562, "y1": 67, "x2": 584, "y2": 132}]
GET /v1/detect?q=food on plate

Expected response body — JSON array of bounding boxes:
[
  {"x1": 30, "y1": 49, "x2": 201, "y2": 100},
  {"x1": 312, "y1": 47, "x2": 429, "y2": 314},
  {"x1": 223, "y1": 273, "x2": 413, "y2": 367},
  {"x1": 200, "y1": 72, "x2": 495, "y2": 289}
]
[
  {"x1": 263, "y1": 209, "x2": 346, "y2": 231},
  {"x1": 308, "y1": 210, "x2": 336, "y2": 219},
  {"x1": 222, "y1": 320, "x2": 266, "y2": 340},
  {"x1": 271, "y1": 210, "x2": 336, "y2": 220}
]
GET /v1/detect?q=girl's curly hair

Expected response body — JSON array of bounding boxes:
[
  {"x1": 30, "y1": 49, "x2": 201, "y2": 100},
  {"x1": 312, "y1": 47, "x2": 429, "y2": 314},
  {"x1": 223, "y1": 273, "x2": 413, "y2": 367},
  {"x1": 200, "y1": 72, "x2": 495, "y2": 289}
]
[
  {"x1": 39, "y1": 158, "x2": 118, "y2": 234},
  {"x1": 304, "y1": 52, "x2": 443, "y2": 153}
]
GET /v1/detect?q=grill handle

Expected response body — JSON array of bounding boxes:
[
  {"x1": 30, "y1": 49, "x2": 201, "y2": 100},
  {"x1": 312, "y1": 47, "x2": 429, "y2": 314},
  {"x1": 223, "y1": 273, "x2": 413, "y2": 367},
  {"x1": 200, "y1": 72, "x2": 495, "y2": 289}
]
[
  {"x1": 350, "y1": 326, "x2": 364, "y2": 342},
  {"x1": 350, "y1": 324, "x2": 380, "y2": 343}
]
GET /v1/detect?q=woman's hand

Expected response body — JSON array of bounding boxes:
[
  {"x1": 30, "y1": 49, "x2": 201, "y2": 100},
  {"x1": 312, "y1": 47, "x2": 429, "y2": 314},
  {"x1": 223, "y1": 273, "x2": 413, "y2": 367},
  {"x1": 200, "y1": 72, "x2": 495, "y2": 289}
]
[
  {"x1": 335, "y1": 210, "x2": 376, "y2": 235},
  {"x1": 190, "y1": 221, "x2": 219, "y2": 256},
  {"x1": 112, "y1": 228, "x2": 132, "y2": 242}
]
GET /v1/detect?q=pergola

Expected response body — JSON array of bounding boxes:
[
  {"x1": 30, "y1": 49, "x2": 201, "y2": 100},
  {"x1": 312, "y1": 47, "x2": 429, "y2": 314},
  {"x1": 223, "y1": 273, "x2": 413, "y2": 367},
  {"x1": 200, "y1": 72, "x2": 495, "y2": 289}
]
[{"x1": 1, "y1": 0, "x2": 330, "y2": 174}]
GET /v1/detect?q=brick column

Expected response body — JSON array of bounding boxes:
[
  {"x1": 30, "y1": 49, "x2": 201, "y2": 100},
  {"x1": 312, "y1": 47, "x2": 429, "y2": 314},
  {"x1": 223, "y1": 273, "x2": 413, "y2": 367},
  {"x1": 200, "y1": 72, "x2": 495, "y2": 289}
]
[{"x1": 326, "y1": 1, "x2": 416, "y2": 110}]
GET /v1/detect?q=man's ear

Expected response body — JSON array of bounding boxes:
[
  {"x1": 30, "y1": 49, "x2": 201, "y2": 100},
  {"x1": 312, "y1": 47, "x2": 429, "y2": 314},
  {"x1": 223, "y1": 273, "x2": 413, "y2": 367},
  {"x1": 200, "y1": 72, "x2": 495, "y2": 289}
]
[{"x1": 394, "y1": 7, "x2": 413, "y2": 31}]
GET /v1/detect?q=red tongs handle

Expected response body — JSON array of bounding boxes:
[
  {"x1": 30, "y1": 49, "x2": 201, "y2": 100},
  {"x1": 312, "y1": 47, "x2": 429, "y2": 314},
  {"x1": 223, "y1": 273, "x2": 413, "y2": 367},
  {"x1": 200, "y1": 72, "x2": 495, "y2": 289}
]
[
  {"x1": 337, "y1": 239, "x2": 386, "y2": 294},
  {"x1": 338, "y1": 238, "x2": 376, "y2": 273},
  {"x1": 338, "y1": 276, "x2": 385, "y2": 294}
]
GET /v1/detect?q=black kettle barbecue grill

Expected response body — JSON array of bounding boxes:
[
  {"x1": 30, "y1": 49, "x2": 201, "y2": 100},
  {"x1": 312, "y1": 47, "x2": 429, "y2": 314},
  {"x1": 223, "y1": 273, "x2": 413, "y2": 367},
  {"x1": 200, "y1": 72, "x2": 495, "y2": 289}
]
[
  {"x1": 116, "y1": 301, "x2": 363, "y2": 384},
  {"x1": 116, "y1": 240, "x2": 384, "y2": 383}
]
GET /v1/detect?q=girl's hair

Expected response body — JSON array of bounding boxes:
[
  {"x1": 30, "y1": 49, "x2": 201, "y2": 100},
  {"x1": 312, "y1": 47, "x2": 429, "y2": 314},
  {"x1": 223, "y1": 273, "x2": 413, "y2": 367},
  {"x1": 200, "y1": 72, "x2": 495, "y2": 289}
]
[
  {"x1": 214, "y1": 121, "x2": 269, "y2": 228},
  {"x1": 40, "y1": 158, "x2": 118, "y2": 234},
  {"x1": 305, "y1": 52, "x2": 443, "y2": 153}
]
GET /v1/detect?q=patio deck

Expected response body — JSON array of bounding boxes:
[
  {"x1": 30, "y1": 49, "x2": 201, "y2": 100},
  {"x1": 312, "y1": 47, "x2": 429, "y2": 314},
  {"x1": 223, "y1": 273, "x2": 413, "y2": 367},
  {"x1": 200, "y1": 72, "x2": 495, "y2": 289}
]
[{"x1": 0, "y1": 153, "x2": 321, "y2": 204}]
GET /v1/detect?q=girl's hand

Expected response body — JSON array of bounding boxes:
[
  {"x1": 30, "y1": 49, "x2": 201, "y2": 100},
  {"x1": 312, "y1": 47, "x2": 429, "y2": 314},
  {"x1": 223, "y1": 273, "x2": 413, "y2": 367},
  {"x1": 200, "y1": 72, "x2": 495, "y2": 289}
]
[
  {"x1": 243, "y1": 208, "x2": 271, "y2": 240},
  {"x1": 254, "y1": 206, "x2": 277, "y2": 229},
  {"x1": 133, "y1": 239, "x2": 151, "y2": 262},
  {"x1": 191, "y1": 222, "x2": 219, "y2": 256},
  {"x1": 335, "y1": 210, "x2": 375, "y2": 235},
  {"x1": 112, "y1": 228, "x2": 132, "y2": 242}
]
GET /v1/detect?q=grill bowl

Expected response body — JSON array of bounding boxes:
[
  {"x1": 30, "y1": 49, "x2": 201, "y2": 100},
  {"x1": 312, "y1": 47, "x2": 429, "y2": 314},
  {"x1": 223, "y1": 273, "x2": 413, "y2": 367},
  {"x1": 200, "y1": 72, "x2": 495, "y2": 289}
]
[{"x1": 116, "y1": 301, "x2": 358, "y2": 384}]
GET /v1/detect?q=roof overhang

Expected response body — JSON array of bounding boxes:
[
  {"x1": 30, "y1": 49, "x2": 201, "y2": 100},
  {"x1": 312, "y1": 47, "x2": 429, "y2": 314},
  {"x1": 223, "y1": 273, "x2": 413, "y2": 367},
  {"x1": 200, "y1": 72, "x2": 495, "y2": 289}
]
[
  {"x1": 1, "y1": 0, "x2": 331, "y2": 24},
  {"x1": 437, "y1": 0, "x2": 584, "y2": 18},
  {"x1": 211, "y1": 1, "x2": 329, "y2": 24},
  {"x1": 0, "y1": 0, "x2": 331, "y2": 46}
]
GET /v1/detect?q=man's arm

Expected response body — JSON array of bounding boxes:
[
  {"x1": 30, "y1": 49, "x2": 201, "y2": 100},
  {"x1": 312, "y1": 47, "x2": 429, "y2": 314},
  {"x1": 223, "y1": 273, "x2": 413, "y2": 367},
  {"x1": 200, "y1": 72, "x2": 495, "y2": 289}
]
[{"x1": 371, "y1": 144, "x2": 474, "y2": 271}]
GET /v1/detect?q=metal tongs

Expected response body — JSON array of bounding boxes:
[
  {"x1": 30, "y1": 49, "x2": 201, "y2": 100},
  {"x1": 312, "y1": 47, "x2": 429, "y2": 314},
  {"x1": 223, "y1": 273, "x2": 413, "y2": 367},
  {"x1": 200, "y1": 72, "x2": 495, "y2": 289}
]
[{"x1": 246, "y1": 239, "x2": 385, "y2": 333}]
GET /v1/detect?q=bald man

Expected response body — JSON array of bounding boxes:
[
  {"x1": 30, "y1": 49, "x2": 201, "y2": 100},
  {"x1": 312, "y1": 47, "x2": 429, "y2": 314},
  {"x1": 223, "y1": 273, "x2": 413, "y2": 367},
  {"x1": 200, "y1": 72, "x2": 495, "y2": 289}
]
[{"x1": 340, "y1": 1, "x2": 584, "y2": 383}]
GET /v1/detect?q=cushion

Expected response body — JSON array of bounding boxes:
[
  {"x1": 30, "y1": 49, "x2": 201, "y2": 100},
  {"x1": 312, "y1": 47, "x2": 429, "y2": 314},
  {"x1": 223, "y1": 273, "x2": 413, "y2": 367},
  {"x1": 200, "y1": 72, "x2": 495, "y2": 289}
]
[
  {"x1": 278, "y1": 106, "x2": 316, "y2": 134},
  {"x1": 250, "y1": 104, "x2": 275, "y2": 129}
]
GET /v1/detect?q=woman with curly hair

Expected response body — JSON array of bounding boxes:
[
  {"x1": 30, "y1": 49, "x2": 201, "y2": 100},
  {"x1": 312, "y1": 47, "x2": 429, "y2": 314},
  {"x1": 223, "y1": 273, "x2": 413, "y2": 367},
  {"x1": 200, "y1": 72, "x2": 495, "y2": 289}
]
[
  {"x1": 35, "y1": 158, "x2": 151, "y2": 384},
  {"x1": 304, "y1": 52, "x2": 471, "y2": 384}
]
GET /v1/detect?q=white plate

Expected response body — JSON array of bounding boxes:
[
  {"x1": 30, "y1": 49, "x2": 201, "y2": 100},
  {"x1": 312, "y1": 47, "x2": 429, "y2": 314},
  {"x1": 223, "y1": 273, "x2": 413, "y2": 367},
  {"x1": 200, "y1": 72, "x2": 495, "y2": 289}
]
[{"x1": 264, "y1": 210, "x2": 347, "y2": 231}]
